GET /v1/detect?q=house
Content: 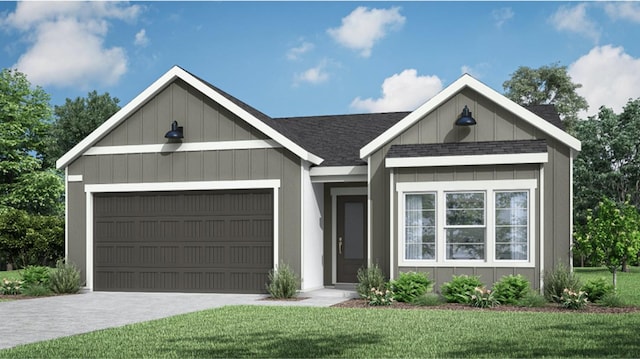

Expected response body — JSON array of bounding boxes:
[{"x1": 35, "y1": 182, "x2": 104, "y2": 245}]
[{"x1": 56, "y1": 66, "x2": 581, "y2": 293}]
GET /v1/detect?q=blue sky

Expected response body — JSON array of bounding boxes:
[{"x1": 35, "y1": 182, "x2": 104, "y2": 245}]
[{"x1": 1, "y1": 1, "x2": 639, "y2": 119}]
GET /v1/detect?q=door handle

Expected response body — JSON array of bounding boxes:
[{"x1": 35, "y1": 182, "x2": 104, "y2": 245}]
[{"x1": 338, "y1": 237, "x2": 343, "y2": 255}]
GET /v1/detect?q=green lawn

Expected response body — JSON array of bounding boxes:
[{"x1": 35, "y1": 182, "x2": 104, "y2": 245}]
[
  {"x1": 575, "y1": 266, "x2": 640, "y2": 306},
  {"x1": 1, "y1": 305, "x2": 639, "y2": 358},
  {"x1": 0, "y1": 270, "x2": 22, "y2": 281}
]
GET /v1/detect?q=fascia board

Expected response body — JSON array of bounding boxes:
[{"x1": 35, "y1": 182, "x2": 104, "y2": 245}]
[
  {"x1": 359, "y1": 74, "x2": 582, "y2": 159},
  {"x1": 56, "y1": 66, "x2": 324, "y2": 169}
]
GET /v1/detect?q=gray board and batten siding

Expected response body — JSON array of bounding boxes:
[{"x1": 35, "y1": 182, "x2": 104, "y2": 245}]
[
  {"x1": 66, "y1": 79, "x2": 302, "y2": 293},
  {"x1": 368, "y1": 87, "x2": 572, "y2": 289}
]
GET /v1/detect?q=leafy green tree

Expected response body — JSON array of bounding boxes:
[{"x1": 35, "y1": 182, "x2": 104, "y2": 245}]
[
  {"x1": 503, "y1": 63, "x2": 588, "y2": 130},
  {"x1": 43, "y1": 90, "x2": 120, "y2": 168},
  {"x1": 575, "y1": 198, "x2": 640, "y2": 288},
  {"x1": 2, "y1": 169, "x2": 64, "y2": 216}
]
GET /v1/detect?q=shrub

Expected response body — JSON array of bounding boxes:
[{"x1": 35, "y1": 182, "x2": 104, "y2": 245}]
[
  {"x1": 559, "y1": 288, "x2": 588, "y2": 310},
  {"x1": 22, "y1": 284, "x2": 52, "y2": 297},
  {"x1": 356, "y1": 264, "x2": 386, "y2": 298},
  {"x1": 581, "y1": 277, "x2": 614, "y2": 302},
  {"x1": 412, "y1": 292, "x2": 445, "y2": 306},
  {"x1": 1, "y1": 278, "x2": 22, "y2": 295},
  {"x1": 543, "y1": 263, "x2": 581, "y2": 303},
  {"x1": 597, "y1": 292, "x2": 628, "y2": 308},
  {"x1": 441, "y1": 275, "x2": 484, "y2": 303},
  {"x1": 49, "y1": 260, "x2": 81, "y2": 294},
  {"x1": 469, "y1": 286, "x2": 499, "y2": 308},
  {"x1": 21, "y1": 265, "x2": 51, "y2": 288},
  {"x1": 364, "y1": 287, "x2": 394, "y2": 306},
  {"x1": 493, "y1": 274, "x2": 530, "y2": 305},
  {"x1": 390, "y1": 271, "x2": 433, "y2": 303},
  {"x1": 516, "y1": 291, "x2": 548, "y2": 307},
  {"x1": 266, "y1": 262, "x2": 299, "y2": 299}
]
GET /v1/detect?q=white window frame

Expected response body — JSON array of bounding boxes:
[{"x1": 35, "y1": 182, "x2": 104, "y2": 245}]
[{"x1": 397, "y1": 179, "x2": 536, "y2": 267}]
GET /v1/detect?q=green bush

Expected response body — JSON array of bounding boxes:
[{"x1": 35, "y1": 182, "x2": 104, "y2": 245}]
[
  {"x1": 469, "y1": 286, "x2": 499, "y2": 308},
  {"x1": 581, "y1": 277, "x2": 614, "y2": 302},
  {"x1": 364, "y1": 287, "x2": 394, "y2": 306},
  {"x1": 266, "y1": 262, "x2": 299, "y2": 299},
  {"x1": 21, "y1": 265, "x2": 51, "y2": 288},
  {"x1": 559, "y1": 288, "x2": 588, "y2": 310},
  {"x1": 49, "y1": 260, "x2": 81, "y2": 294},
  {"x1": 412, "y1": 292, "x2": 445, "y2": 306},
  {"x1": 22, "y1": 284, "x2": 52, "y2": 297},
  {"x1": 543, "y1": 263, "x2": 581, "y2": 303},
  {"x1": 492, "y1": 274, "x2": 530, "y2": 305},
  {"x1": 597, "y1": 292, "x2": 628, "y2": 307},
  {"x1": 441, "y1": 275, "x2": 484, "y2": 303},
  {"x1": 356, "y1": 264, "x2": 387, "y2": 298},
  {"x1": 390, "y1": 271, "x2": 433, "y2": 303},
  {"x1": 516, "y1": 291, "x2": 548, "y2": 307},
  {"x1": 1, "y1": 278, "x2": 23, "y2": 295}
]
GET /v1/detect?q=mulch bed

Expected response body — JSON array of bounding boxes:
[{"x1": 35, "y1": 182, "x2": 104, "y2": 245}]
[{"x1": 331, "y1": 298, "x2": 640, "y2": 314}]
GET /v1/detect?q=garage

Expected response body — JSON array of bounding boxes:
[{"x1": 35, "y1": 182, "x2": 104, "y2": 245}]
[{"x1": 93, "y1": 189, "x2": 273, "y2": 293}]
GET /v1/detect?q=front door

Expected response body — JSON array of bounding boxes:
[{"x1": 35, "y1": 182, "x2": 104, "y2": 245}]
[{"x1": 336, "y1": 195, "x2": 367, "y2": 283}]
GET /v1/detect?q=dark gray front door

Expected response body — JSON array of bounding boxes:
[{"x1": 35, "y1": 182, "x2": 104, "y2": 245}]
[
  {"x1": 336, "y1": 195, "x2": 367, "y2": 283},
  {"x1": 93, "y1": 189, "x2": 273, "y2": 293}
]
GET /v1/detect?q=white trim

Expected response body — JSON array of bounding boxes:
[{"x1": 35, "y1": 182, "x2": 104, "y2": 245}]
[
  {"x1": 67, "y1": 174, "x2": 83, "y2": 182},
  {"x1": 396, "y1": 179, "x2": 537, "y2": 268},
  {"x1": 367, "y1": 158, "x2": 372, "y2": 268},
  {"x1": 310, "y1": 166, "x2": 367, "y2": 177},
  {"x1": 300, "y1": 160, "x2": 305, "y2": 288},
  {"x1": 57, "y1": 65, "x2": 323, "y2": 169},
  {"x1": 540, "y1": 164, "x2": 545, "y2": 292},
  {"x1": 83, "y1": 179, "x2": 281, "y2": 291},
  {"x1": 64, "y1": 168, "x2": 69, "y2": 260},
  {"x1": 330, "y1": 186, "x2": 367, "y2": 284},
  {"x1": 569, "y1": 152, "x2": 575, "y2": 271},
  {"x1": 385, "y1": 153, "x2": 548, "y2": 168},
  {"x1": 360, "y1": 73, "x2": 581, "y2": 159},
  {"x1": 389, "y1": 169, "x2": 395, "y2": 280},
  {"x1": 83, "y1": 140, "x2": 281, "y2": 156}
]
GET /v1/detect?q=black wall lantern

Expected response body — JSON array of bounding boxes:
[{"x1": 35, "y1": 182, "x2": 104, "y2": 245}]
[
  {"x1": 164, "y1": 120, "x2": 184, "y2": 139},
  {"x1": 455, "y1": 105, "x2": 477, "y2": 126}
]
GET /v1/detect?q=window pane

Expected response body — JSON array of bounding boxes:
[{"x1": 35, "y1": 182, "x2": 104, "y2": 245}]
[
  {"x1": 447, "y1": 244, "x2": 485, "y2": 260},
  {"x1": 446, "y1": 192, "x2": 484, "y2": 225},
  {"x1": 495, "y1": 191, "x2": 528, "y2": 260},
  {"x1": 405, "y1": 193, "x2": 436, "y2": 260},
  {"x1": 445, "y1": 228, "x2": 485, "y2": 259}
]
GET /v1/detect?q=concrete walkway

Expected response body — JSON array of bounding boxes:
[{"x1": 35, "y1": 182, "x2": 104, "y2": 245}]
[{"x1": 0, "y1": 288, "x2": 357, "y2": 350}]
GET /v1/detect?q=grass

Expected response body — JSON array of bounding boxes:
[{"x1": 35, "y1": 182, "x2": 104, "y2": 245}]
[
  {"x1": 0, "y1": 270, "x2": 22, "y2": 281},
  {"x1": 1, "y1": 305, "x2": 639, "y2": 358},
  {"x1": 575, "y1": 267, "x2": 640, "y2": 306}
]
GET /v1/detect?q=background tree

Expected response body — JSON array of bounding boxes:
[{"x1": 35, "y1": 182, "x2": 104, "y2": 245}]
[
  {"x1": 43, "y1": 90, "x2": 120, "y2": 168},
  {"x1": 574, "y1": 198, "x2": 640, "y2": 288},
  {"x1": 503, "y1": 63, "x2": 588, "y2": 131}
]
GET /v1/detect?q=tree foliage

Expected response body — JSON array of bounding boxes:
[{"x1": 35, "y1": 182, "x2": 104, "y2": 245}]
[
  {"x1": 574, "y1": 198, "x2": 640, "y2": 288},
  {"x1": 44, "y1": 90, "x2": 120, "y2": 168},
  {"x1": 503, "y1": 63, "x2": 588, "y2": 130}
]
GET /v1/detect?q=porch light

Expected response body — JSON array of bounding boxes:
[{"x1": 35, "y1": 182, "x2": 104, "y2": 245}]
[
  {"x1": 455, "y1": 105, "x2": 477, "y2": 126},
  {"x1": 164, "y1": 120, "x2": 184, "y2": 139}
]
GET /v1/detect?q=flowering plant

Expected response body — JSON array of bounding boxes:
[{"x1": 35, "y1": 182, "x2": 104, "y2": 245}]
[
  {"x1": 560, "y1": 288, "x2": 588, "y2": 310},
  {"x1": 1, "y1": 278, "x2": 23, "y2": 295},
  {"x1": 364, "y1": 287, "x2": 394, "y2": 306},
  {"x1": 469, "y1": 286, "x2": 499, "y2": 308}
]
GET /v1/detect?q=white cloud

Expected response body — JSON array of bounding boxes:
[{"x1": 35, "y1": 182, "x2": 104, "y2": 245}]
[
  {"x1": 492, "y1": 7, "x2": 514, "y2": 28},
  {"x1": 568, "y1": 45, "x2": 640, "y2": 117},
  {"x1": 287, "y1": 41, "x2": 314, "y2": 60},
  {"x1": 134, "y1": 29, "x2": 149, "y2": 47},
  {"x1": 549, "y1": 3, "x2": 600, "y2": 43},
  {"x1": 1, "y1": 1, "x2": 142, "y2": 88},
  {"x1": 294, "y1": 61, "x2": 329, "y2": 85},
  {"x1": 350, "y1": 69, "x2": 443, "y2": 113},
  {"x1": 461, "y1": 63, "x2": 490, "y2": 79},
  {"x1": 327, "y1": 6, "x2": 405, "y2": 58},
  {"x1": 603, "y1": 2, "x2": 640, "y2": 23}
]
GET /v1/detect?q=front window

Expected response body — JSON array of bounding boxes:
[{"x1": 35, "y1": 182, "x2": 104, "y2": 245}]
[
  {"x1": 495, "y1": 191, "x2": 529, "y2": 260},
  {"x1": 445, "y1": 192, "x2": 485, "y2": 260},
  {"x1": 405, "y1": 193, "x2": 436, "y2": 260}
]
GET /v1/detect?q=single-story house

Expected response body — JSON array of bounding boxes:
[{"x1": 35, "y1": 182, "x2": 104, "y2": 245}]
[{"x1": 56, "y1": 65, "x2": 581, "y2": 293}]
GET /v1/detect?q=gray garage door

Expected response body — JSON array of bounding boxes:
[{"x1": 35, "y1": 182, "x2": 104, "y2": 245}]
[{"x1": 93, "y1": 189, "x2": 273, "y2": 293}]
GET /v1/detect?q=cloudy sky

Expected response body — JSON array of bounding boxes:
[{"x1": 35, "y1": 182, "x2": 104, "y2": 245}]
[{"x1": 1, "y1": 1, "x2": 639, "y2": 118}]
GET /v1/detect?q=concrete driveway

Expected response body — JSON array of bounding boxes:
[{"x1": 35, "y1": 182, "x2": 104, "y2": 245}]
[{"x1": 0, "y1": 288, "x2": 355, "y2": 350}]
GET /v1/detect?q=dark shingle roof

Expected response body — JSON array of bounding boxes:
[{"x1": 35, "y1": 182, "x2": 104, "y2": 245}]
[
  {"x1": 386, "y1": 139, "x2": 547, "y2": 159},
  {"x1": 526, "y1": 104, "x2": 564, "y2": 130}
]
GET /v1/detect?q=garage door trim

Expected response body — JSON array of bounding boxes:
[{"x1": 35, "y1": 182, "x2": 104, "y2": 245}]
[{"x1": 84, "y1": 179, "x2": 281, "y2": 291}]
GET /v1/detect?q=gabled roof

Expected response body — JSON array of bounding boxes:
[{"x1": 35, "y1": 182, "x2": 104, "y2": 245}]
[
  {"x1": 56, "y1": 65, "x2": 323, "y2": 170},
  {"x1": 359, "y1": 73, "x2": 581, "y2": 160}
]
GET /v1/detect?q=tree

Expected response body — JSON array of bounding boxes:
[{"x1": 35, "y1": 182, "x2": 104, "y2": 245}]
[
  {"x1": 0, "y1": 68, "x2": 52, "y2": 200},
  {"x1": 503, "y1": 63, "x2": 588, "y2": 131},
  {"x1": 575, "y1": 198, "x2": 640, "y2": 288},
  {"x1": 43, "y1": 90, "x2": 120, "y2": 168}
]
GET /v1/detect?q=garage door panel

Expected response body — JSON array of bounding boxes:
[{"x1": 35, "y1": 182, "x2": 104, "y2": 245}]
[{"x1": 94, "y1": 189, "x2": 273, "y2": 293}]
